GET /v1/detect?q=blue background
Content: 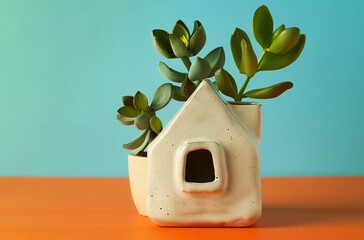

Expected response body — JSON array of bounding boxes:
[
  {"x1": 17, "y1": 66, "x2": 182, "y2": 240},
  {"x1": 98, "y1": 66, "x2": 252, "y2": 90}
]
[{"x1": 1, "y1": 0, "x2": 363, "y2": 177}]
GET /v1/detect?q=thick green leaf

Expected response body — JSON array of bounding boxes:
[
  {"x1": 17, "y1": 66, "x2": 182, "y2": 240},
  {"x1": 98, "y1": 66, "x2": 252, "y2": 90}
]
[
  {"x1": 172, "y1": 85, "x2": 188, "y2": 101},
  {"x1": 204, "y1": 47, "x2": 225, "y2": 77},
  {"x1": 272, "y1": 24, "x2": 285, "y2": 40},
  {"x1": 253, "y1": 5, "x2": 273, "y2": 49},
  {"x1": 150, "y1": 83, "x2": 173, "y2": 111},
  {"x1": 190, "y1": 20, "x2": 206, "y2": 55},
  {"x1": 135, "y1": 112, "x2": 150, "y2": 130},
  {"x1": 231, "y1": 28, "x2": 252, "y2": 73},
  {"x1": 258, "y1": 34, "x2": 306, "y2": 71},
  {"x1": 181, "y1": 77, "x2": 197, "y2": 97},
  {"x1": 192, "y1": 20, "x2": 201, "y2": 36},
  {"x1": 188, "y1": 57, "x2": 211, "y2": 81},
  {"x1": 133, "y1": 91, "x2": 149, "y2": 111},
  {"x1": 122, "y1": 96, "x2": 134, "y2": 107},
  {"x1": 131, "y1": 130, "x2": 151, "y2": 155},
  {"x1": 215, "y1": 68, "x2": 239, "y2": 101},
  {"x1": 243, "y1": 81, "x2": 293, "y2": 99},
  {"x1": 240, "y1": 38, "x2": 258, "y2": 77},
  {"x1": 117, "y1": 114, "x2": 134, "y2": 125},
  {"x1": 123, "y1": 129, "x2": 148, "y2": 150},
  {"x1": 172, "y1": 20, "x2": 190, "y2": 48},
  {"x1": 158, "y1": 62, "x2": 187, "y2": 83},
  {"x1": 150, "y1": 116, "x2": 163, "y2": 134},
  {"x1": 169, "y1": 34, "x2": 190, "y2": 57},
  {"x1": 117, "y1": 106, "x2": 141, "y2": 117},
  {"x1": 268, "y1": 27, "x2": 300, "y2": 54},
  {"x1": 152, "y1": 30, "x2": 175, "y2": 58}
]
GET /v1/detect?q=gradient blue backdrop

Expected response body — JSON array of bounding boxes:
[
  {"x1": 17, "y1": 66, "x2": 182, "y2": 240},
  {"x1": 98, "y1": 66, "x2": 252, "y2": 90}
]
[{"x1": 1, "y1": 0, "x2": 363, "y2": 177}]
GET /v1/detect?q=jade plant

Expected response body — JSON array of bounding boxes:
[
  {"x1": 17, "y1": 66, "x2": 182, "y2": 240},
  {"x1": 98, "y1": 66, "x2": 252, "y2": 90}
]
[
  {"x1": 215, "y1": 5, "x2": 306, "y2": 101},
  {"x1": 117, "y1": 83, "x2": 173, "y2": 155},
  {"x1": 117, "y1": 5, "x2": 305, "y2": 155},
  {"x1": 152, "y1": 20, "x2": 225, "y2": 101}
]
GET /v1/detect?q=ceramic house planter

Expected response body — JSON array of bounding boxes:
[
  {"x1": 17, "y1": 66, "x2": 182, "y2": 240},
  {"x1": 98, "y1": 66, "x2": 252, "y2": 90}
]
[
  {"x1": 121, "y1": 4, "x2": 306, "y2": 228},
  {"x1": 130, "y1": 80, "x2": 262, "y2": 227}
]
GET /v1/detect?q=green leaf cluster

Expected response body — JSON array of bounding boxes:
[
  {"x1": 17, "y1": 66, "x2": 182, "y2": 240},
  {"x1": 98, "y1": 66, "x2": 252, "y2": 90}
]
[
  {"x1": 117, "y1": 84, "x2": 172, "y2": 154},
  {"x1": 152, "y1": 20, "x2": 225, "y2": 100},
  {"x1": 152, "y1": 20, "x2": 206, "y2": 58},
  {"x1": 215, "y1": 5, "x2": 306, "y2": 101}
]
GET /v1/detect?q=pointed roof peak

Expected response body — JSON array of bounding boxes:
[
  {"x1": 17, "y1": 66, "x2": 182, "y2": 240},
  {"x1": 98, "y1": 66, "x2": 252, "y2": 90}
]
[
  {"x1": 187, "y1": 79, "x2": 225, "y2": 104},
  {"x1": 148, "y1": 79, "x2": 261, "y2": 152}
]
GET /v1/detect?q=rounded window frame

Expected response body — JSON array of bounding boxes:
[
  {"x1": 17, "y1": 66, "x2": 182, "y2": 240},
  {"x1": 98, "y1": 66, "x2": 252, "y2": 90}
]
[{"x1": 175, "y1": 140, "x2": 227, "y2": 194}]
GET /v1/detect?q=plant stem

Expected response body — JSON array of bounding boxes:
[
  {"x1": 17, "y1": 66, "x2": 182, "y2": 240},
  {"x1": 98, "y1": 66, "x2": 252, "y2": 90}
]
[
  {"x1": 257, "y1": 50, "x2": 267, "y2": 70},
  {"x1": 238, "y1": 76, "x2": 251, "y2": 100},
  {"x1": 238, "y1": 49, "x2": 267, "y2": 100},
  {"x1": 181, "y1": 57, "x2": 192, "y2": 70}
]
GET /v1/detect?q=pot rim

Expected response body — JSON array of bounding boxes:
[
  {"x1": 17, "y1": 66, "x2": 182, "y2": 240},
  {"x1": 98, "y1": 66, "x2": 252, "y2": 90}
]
[
  {"x1": 228, "y1": 101, "x2": 261, "y2": 106},
  {"x1": 128, "y1": 154, "x2": 148, "y2": 159}
]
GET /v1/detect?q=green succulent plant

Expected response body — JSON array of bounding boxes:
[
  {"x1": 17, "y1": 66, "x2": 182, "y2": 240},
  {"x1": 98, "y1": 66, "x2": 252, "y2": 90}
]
[
  {"x1": 117, "y1": 5, "x2": 306, "y2": 155},
  {"x1": 153, "y1": 20, "x2": 225, "y2": 101},
  {"x1": 215, "y1": 5, "x2": 306, "y2": 101},
  {"x1": 117, "y1": 84, "x2": 173, "y2": 154},
  {"x1": 152, "y1": 20, "x2": 206, "y2": 59},
  {"x1": 158, "y1": 46, "x2": 225, "y2": 101}
]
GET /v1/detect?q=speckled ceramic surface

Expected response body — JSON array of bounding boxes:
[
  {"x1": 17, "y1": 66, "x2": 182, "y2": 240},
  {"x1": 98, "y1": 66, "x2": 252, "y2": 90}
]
[
  {"x1": 128, "y1": 155, "x2": 148, "y2": 216},
  {"x1": 146, "y1": 80, "x2": 262, "y2": 226}
]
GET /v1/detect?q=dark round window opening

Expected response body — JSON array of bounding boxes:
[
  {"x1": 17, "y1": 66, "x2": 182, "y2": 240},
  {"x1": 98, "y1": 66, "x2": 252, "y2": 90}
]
[{"x1": 185, "y1": 149, "x2": 215, "y2": 183}]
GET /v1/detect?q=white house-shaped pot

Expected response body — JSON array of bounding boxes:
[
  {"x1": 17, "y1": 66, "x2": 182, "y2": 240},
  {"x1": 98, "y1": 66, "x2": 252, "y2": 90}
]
[{"x1": 147, "y1": 80, "x2": 262, "y2": 226}]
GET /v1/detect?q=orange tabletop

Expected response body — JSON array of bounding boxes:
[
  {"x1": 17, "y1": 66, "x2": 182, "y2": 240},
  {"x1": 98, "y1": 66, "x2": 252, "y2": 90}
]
[{"x1": 0, "y1": 176, "x2": 363, "y2": 240}]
